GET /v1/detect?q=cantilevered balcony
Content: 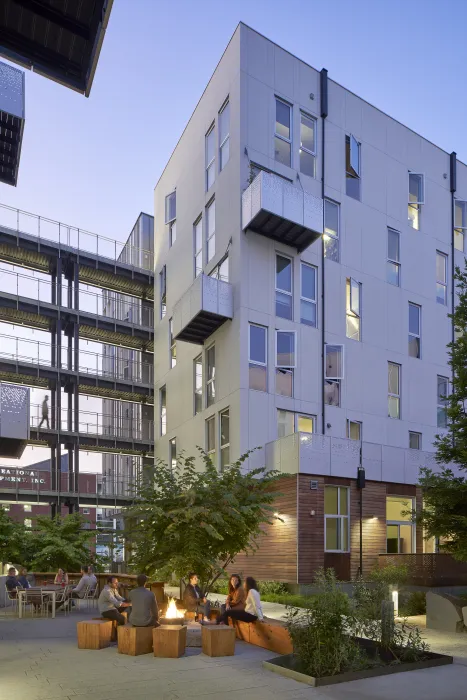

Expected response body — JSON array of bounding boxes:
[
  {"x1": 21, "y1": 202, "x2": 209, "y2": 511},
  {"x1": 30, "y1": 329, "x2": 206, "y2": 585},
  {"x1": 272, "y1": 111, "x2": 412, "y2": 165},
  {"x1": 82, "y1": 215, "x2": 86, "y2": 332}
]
[
  {"x1": 173, "y1": 274, "x2": 233, "y2": 345},
  {"x1": 242, "y1": 171, "x2": 323, "y2": 253},
  {"x1": 0, "y1": 62, "x2": 25, "y2": 187}
]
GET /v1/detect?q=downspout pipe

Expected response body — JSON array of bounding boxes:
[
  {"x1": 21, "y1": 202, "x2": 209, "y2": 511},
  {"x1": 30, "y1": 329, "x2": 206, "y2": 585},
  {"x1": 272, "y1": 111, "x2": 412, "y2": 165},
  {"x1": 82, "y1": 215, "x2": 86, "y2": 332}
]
[
  {"x1": 450, "y1": 151, "x2": 457, "y2": 353},
  {"x1": 320, "y1": 68, "x2": 328, "y2": 436}
]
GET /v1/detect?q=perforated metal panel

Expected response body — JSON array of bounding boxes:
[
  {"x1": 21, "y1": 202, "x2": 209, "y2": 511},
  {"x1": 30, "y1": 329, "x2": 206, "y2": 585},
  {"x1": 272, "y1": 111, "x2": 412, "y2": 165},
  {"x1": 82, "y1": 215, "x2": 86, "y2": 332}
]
[{"x1": 0, "y1": 383, "x2": 29, "y2": 457}]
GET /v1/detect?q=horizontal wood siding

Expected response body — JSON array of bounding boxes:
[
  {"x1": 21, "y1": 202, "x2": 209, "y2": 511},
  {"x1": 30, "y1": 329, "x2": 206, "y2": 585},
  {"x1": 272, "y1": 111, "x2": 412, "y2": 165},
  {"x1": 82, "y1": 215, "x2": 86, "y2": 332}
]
[
  {"x1": 349, "y1": 480, "x2": 387, "y2": 580},
  {"x1": 297, "y1": 475, "x2": 325, "y2": 583}
]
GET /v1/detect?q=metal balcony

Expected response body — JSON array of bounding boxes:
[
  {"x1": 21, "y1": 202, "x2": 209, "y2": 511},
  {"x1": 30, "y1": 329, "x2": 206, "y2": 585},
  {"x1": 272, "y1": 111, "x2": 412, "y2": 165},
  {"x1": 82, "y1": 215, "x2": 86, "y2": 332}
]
[
  {"x1": 0, "y1": 383, "x2": 29, "y2": 457},
  {"x1": 0, "y1": 61, "x2": 25, "y2": 187},
  {"x1": 173, "y1": 274, "x2": 233, "y2": 345},
  {"x1": 242, "y1": 171, "x2": 323, "y2": 253}
]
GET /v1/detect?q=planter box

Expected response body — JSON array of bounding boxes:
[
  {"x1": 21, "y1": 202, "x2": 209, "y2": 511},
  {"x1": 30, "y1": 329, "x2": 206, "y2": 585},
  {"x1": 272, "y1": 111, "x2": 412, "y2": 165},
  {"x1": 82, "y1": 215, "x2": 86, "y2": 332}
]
[{"x1": 263, "y1": 639, "x2": 453, "y2": 688}]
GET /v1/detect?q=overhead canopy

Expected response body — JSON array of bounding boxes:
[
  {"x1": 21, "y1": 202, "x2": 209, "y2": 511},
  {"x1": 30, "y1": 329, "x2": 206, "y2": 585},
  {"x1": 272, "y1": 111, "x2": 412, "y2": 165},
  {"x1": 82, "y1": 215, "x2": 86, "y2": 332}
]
[{"x1": 0, "y1": 0, "x2": 113, "y2": 96}]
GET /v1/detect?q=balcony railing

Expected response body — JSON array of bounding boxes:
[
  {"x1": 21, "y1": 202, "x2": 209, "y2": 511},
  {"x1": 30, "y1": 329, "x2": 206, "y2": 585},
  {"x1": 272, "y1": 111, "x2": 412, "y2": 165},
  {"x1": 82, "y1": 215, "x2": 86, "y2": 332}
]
[
  {"x1": 173, "y1": 273, "x2": 233, "y2": 344},
  {"x1": 379, "y1": 554, "x2": 467, "y2": 587},
  {"x1": 0, "y1": 467, "x2": 138, "y2": 499}
]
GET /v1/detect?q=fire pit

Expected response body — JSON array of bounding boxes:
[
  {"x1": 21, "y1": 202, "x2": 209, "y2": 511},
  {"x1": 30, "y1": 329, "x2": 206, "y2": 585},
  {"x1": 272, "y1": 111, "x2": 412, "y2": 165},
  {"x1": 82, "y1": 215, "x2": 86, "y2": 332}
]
[{"x1": 159, "y1": 597, "x2": 187, "y2": 626}]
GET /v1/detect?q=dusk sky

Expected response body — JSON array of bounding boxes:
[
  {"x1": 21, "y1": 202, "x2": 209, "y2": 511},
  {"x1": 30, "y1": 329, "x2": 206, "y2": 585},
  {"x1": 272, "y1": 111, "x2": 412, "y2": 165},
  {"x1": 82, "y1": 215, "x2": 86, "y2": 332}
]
[{"x1": 0, "y1": 0, "x2": 466, "y2": 244}]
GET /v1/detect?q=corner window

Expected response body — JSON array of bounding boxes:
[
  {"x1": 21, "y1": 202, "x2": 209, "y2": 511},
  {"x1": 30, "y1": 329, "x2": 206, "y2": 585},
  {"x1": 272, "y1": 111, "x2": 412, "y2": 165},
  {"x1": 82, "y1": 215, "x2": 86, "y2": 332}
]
[
  {"x1": 297, "y1": 414, "x2": 315, "y2": 433},
  {"x1": 324, "y1": 199, "x2": 340, "y2": 262},
  {"x1": 408, "y1": 172, "x2": 424, "y2": 230},
  {"x1": 219, "y1": 99, "x2": 230, "y2": 171},
  {"x1": 206, "y1": 345, "x2": 216, "y2": 408},
  {"x1": 194, "y1": 355, "x2": 203, "y2": 415},
  {"x1": 249, "y1": 324, "x2": 267, "y2": 392},
  {"x1": 169, "y1": 438, "x2": 177, "y2": 470},
  {"x1": 454, "y1": 200, "x2": 467, "y2": 252},
  {"x1": 220, "y1": 408, "x2": 230, "y2": 470},
  {"x1": 300, "y1": 262, "x2": 317, "y2": 327},
  {"x1": 325, "y1": 486, "x2": 349, "y2": 552},
  {"x1": 160, "y1": 386, "x2": 167, "y2": 437},
  {"x1": 194, "y1": 216, "x2": 203, "y2": 278},
  {"x1": 206, "y1": 124, "x2": 215, "y2": 190},
  {"x1": 409, "y1": 431, "x2": 421, "y2": 450},
  {"x1": 408, "y1": 302, "x2": 421, "y2": 358},
  {"x1": 346, "y1": 278, "x2": 361, "y2": 341},
  {"x1": 345, "y1": 134, "x2": 361, "y2": 200},
  {"x1": 387, "y1": 228, "x2": 400, "y2": 286},
  {"x1": 276, "y1": 254, "x2": 293, "y2": 320},
  {"x1": 436, "y1": 251, "x2": 447, "y2": 306},
  {"x1": 159, "y1": 265, "x2": 166, "y2": 320},
  {"x1": 388, "y1": 362, "x2": 400, "y2": 419},
  {"x1": 206, "y1": 415, "x2": 216, "y2": 467},
  {"x1": 437, "y1": 375, "x2": 448, "y2": 428},
  {"x1": 386, "y1": 496, "x2": 414, "y2": 553},
  {"x1": 206, "y1": 199, "x2": 216, "y2": 262},
  {"x1": 277, "y1": 409, "x2": 294, "y2": 438},
  {"x1": 169, "y1": 318, "x2": 176, "y2": 368},
  {"x1": 346, "y1": 420, "x2": 361, "y2": 441},
  {"x1": 299, "y1": 112, "x2": 316, "y2": 177},
  {"x1": 275, "y1": 98, "x2": 291, "y2": 167},
  {"x1": 165, "y1": 191, "x2": 176, "y2": 224},
  {"x1": 325, "y1": 344, "x2": 343, "y2": 407}
]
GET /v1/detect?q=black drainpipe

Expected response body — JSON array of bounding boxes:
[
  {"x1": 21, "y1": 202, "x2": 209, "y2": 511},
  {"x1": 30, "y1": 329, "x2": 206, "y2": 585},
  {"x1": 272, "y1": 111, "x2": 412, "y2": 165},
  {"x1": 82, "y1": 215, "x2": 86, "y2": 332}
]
[
  {"x1": 450, "y1": 151, "x2": 457, "y2": 354},
  {"x1": 320, "y1": 68, "x2": 328, "y2": 436}
]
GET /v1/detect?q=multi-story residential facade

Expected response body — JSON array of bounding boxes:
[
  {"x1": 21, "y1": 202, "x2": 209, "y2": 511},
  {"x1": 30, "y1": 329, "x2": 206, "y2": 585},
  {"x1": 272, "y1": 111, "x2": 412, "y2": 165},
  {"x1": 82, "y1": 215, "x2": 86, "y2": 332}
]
[{"x1": 153, "y1": 23, "x2": 465, "y2": 583}]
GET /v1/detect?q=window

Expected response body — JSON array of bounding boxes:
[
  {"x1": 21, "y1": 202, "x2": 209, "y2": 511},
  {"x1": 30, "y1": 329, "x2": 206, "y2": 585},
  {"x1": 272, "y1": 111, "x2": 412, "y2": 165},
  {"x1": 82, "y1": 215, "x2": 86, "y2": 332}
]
[
  {"x1": 276, "y1": 330, "x2": 295, "y2": 397},
  {"x1": 346, "y1": 420, "x2": 361, "y2": 441},
  {"x1": 206, "y1": 415, "x2": 216, "y2": 467},
  {"x1": 24, "y1": 519, "x2": 32, "y2": 529},
  {"x1": 206, "y1": 345, "x2": 215, "y2": 407},
  {"x1": 205, "y1": 124, "x2": 215, "y2": 190},
  {"x1": 159, "y1": 265, "x2": 166, "y2": 319},
  {"x1": 219, "y1": 99, "x2": 230, "y2": 171},
  {"x1": 325, "y1": 486, "x2": 349, "y2": 552},
  {"x1": 437, "y1": 375, "x2": 448, "y2": 428},
  {"x1": 194, "y1": 355, "x2": 203, "y2": 414},
  {"x1": 386, "y1": 496, "x2": 414, "y2": 553},
  {"x1": 169, "y1": 318, "x2": 176, "y2": 368},
  {"x1": 249, "y1": 324, "x2": 267, "y2": 391},
  {"x1": 297, "y1": 414, "x2": 315, "y2": 433},
  {"x1": 325, "y1": 344, "x2": 344, "y2": 407},
  {"x1": 206, "y1": 199, "x2": 215, "y2": 262},
  {"x1": 346, "y1": 278, "x2": 361, "y2": 341},
  {"x1": 301, "y1": 262, "x2": 317, "y2": 327},
  {"x1": 300, "y1": 112, "x2": 316, "y2": 177},
  {"x1": 209, "y1": 256, "x2": 229, "y2": 282},
  {"x1": 160, "y1": 386, "x2": 166, "y2": 436},
  {"x1": 436, "y1": 251, "x2": 447, "y2": 306},
  {"x1": 165, "y1": 191, "x2": 176, "y2": 224},
  {"x1": 408, "y1": 303, "x2": 421, "y2": 358},
  {"x1": 23, "y1": 504, "x2": 32, "y2": 512},
  {"x1": 169, "y1": 220, "x2": 176, "y2": 247},
  {"x1": 409, "y1": 431, "x2": 421, "y2": 450},
  {"x1": 345, "y1": 134, "x2": 361, "y2": 200},
  {"x1": 276, "y1": 255, "x2": 293, "y2": 320},
  {"x1": 277, "y1": 409, "x2": 294, "y2": 438},
  {"x1": 220, "y1": 408, "x2": 230, "y2": 470},
  {"x1": 388, "y1": 362, "x2": 400, "y2": 419},
  {"x1": 324, "y1": 199, "x2": 340, "y2": 262},
  {"x1": 454, "y1": 200, "x2": 467, "y2": 252},
  {"x1": 408, "y1": 173, "x2": 424, "y2": 230},
  {"x1": 194, "y1": 217, "x2": 203, "y2": 277},
  {"x1": 169, "y1": 438, "x2": 177, "y2": 470},
  {"x1": 387, "y1": 228, "x2": 400, "y2": 286},
  {"x1": 275, "y1": 98, "x2": 291, "y2": 167},
  {"x1": 82, "y1": 508, "x2": 90, "y2": 515}
]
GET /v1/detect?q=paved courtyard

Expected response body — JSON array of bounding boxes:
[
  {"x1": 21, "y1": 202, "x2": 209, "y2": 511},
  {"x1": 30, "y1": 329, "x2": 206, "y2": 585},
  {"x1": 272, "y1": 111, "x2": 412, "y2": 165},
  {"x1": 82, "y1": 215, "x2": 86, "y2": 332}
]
[{"x1": 1, "y1": 607, "x2": 467, "y2": 700}]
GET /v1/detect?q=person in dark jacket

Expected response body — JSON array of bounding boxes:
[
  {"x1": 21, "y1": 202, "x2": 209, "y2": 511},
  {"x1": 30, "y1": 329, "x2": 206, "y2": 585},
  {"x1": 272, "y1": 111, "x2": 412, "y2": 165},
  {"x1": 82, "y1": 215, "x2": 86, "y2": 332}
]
[
  {"x1": 17, "y1": 568, "x2": 31, "y2": 589},
  {"x1": 183, "y1": 573, "x2": 211, "y2": 622},
  {"x1": 5, "y1": 567, "x2": 20, "y2": 595}
]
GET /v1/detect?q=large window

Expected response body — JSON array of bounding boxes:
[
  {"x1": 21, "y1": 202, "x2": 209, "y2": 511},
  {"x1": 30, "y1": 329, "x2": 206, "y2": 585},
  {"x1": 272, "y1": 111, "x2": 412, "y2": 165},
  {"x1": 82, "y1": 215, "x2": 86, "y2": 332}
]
[
  {"x1": 206, "y1": 199, "x2": 215, "y2": 262},
  {"x1": 436, "y1": 251, "x2": 447, "y2": 306},
  {"x1": 408, "y1": 172, "x2": 424, "y2": 230},
  {"x1": 409, "y1": 431, "x2": 421, "y2": 450},
  {"x1": 388, "y1": 362, "x2": 400, "y2": 419},
  {"x1": 165, "y1": 191, "x2": 177, "y2": 247},
  {"x1": 387, "y1": 228, "x2": 400, "y2": 286},
  {"x1": 194, "y1": 355, "x2": 203, "y2": 414},
  {"x1": 169, "y1": 318, "x2": 176, "y2": 368},
  {"x1": 325, "y1": 344, "x2": 343, "y2": 407},
  {"x1": 437, "y1": 375, "x2": 448, "y2": 428},
  {"x1": 454, "y1": 200, "x2": 467, "y2": 252},
  {"x1": 206, "y1": 345, "x2": 216, "y2": 407},
  {"x1": 345, "y1": 134, "x2": 361, "y2": 200},
  {"x1": 277, "y1": 410, "x2": 315, "y2": 438},
  {"x1": 220, "y1": 408, "x2": 230, "y2": 470},
  {"x1": 346, "y1": 278, "x2": 361, "y2": 341},
  {"x1": 386, "y1": 496, "x2": 414, "y2": 553},
  {"x1": 249, "y1": 324, "x2": 267, "y2": 392},
  {"x1": 169, "y1": 438, "x2": 177, "y2": 470},
  {"x1": 276, "y1": 254, "x2": 293, "y2": 320},
  {"x1": 160, "y1": 265, "x2": 166, "y2": 319},
  {"x1": 301, "y1": 262, "x2": 317, "y2": 327},
  {"x1": 206, "y1": 415, "x2": 216, "y2": 467},
  {"x1": 194, "y1": 217, "x2": 203, "y2": 278},
  {"x1": 219, "y1": 99, "x2": 230, "y2": 171},
  {"x1": 160, "y1": 386, "x2": 166, "y2": 437},
  {"x1": 275, "y1": 98, "x2": 291, "y2": 167},
  {"x1": 408, "y1": 302, "x2": 421, "y2": 358},
  {"x1": 206, "y1": 123, "x2": 215, "y2": 190},
  {"x1": 324, "y1": 199, "x2": 340, "y2": 262},
  {"x1": 276, "y1": 330, "x2": 295, "y2": 397},
  {"x1": 299, "y1": 112, "x2": 316, "y2": 177},
  {"x1": 325, "y1": 486, "x2": 349, "y2": 552},
  {"x1": 346, "y1": 420, "x2": 362, "y2": 441}
]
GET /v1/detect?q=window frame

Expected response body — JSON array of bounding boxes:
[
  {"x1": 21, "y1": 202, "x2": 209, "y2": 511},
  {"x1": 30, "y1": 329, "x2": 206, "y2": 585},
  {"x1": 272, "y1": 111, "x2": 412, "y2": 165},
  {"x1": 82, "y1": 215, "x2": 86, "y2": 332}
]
[
  {"x1": 169, "y1": 220, "x2": 176, "y2": 247},
  {"x1": 408, "y1": 302, "x2": 421, "y2": 359},
  {"x1": 409, "y1": 431, "x2": 422, "y2": 450},
  {"x1": 206, "y1": 198, "x2": 216, "y2": 263},
  {"x1": 437, "y1": 375, "x2": 449, "y2": 429},
  {"x1": 169, "y1": 317, "x2": 176, "y2": 369},
  {"x1": 299, "y1": 111, "x2": 317, "y2": 178},
  {"x1": 346, "y1": 277, "x2": 361, "y2": 341},
  {"x1": 275, "y1": 330, "x2": 297, "y2": 369},
  {"x1": 219, "y1": 408, "x2": 230, "y2": 470},
  {"x1": 159, "y1": 265, "x2": 166, "y2": 320},
  {"x1": 408, "y1": 172, "x2": 424, "y2": 230},
  {"x1": 454, "y1": 199, "x2": 467, "y2": 252},
  {"x1": 387, "y1": 228, "x2": 401, "y2": 287},
  {"x1": 206, "y1": 344, "x2": 216, "y2": 408},
  {"x1": 248, "y1": 323, "x2": 267, "y2": 392},
  {"x1": 300, "y1": 261, "x2": 317, "y2": 327},
  {"x1": 325, "y1": 344, "x2": 344, "y2": 380},
  {"x1": 169, "y1": 437, "x2": 177, "y2": 470},
  {"x1": 159, "y1": 385, "x2": 167, "y2": 437},
  {"x1": 346, "y1": 420, "x2": 362, "y2": 441},
  {"x1": 324, "y1": 198, "x2": 340, "y2": 262},
  {"x1": 345, "y1": 134, "x2": 361, "y2": 199},
  {"x1": 193, "y1": 215, "x2": 203, "y2": 278},
  {"x1": 408, "y1": 172, "x2": 425, "y2": 205},
  {"x1": 219, "y1": 98, "x2": 230, "y2": 171},
  {"x1": 274, "y1": 97, "x2": 292, "y2": 167},
  {"x1": 275, "y1": 253, "x2": 293, "y2": 320},
  {"x1": 436, "y1": 251, "x2": 448, "y2": 306},
  {"x1": 165, "y1": 191, "x2": 176, "y2": 224},
  {"x1": 194, "y1": 354, "x2": 203, "y2": 415},
  {"x1": 324, "y1": 485, "x2": 350, "y2": 553},
  {"x1": 386, "y1": 496, "x2": 415, "y2": 554},
  {"x1": 296, "y1": 413, "x2": 316, "y2": 434},
  {"x1": 206, "y1": 415, "x2": 216, "y2": 466},
  {"x1": 388, "y1": 362, "x2": 401, "y2": 419},
  {"x1": 205, "y1": 122, "x2": 216, "y2": 191}
]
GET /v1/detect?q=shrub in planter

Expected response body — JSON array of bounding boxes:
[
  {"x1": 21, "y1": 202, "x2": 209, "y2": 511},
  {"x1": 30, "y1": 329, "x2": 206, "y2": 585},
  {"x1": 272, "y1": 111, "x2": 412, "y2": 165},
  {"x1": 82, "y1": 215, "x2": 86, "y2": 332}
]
[
  {"x1": 399, "y1": 591, "x2": 426, "y2": 617},
  {"x1": 259, "y1": 580, "x2": 288, "y2": 595}
]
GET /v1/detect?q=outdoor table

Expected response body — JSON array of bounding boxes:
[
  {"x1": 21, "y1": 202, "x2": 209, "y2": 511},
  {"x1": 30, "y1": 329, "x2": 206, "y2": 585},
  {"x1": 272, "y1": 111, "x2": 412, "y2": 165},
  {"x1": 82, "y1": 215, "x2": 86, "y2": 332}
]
[{"x1": 18, "y1": 585, "x2": 62, "y2": 619}]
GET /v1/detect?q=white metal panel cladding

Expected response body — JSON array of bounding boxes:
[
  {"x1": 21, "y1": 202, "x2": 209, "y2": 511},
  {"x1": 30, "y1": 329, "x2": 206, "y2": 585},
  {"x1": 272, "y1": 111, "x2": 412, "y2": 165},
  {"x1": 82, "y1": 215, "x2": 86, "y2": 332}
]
[
  {"x1": 0, "y1": 61, "x2": 25, "y2": 119},
  {"x1": 0, "y1": 383, "x2": 29, "y2": 439}
]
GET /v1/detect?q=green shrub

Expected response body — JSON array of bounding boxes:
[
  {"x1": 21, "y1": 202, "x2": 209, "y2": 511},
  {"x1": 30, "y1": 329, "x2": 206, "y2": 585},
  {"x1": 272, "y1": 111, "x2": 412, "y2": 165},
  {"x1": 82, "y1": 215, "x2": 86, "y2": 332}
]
[
  {"x1": 258, "y1": 580, "x2": 288, "y2": 595},
  {"x1": 399, "y1": 591, "x2": 426, "y2": 617},
  {"x1": 369, "y1": 564, "x2": 408, "y2": 586},
  {"x1": 208, "y1": 577, "x2": 229, "y2": 595},
  {"x1": 261, "y1": 593, "x2": 315, "y2": 608}
]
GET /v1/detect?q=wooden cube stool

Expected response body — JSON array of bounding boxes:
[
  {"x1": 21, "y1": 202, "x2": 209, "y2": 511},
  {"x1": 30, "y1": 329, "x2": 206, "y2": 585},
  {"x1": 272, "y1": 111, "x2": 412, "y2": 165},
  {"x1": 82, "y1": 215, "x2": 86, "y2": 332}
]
[
  {"x1": 118, "y1": 624, "x2": 154, "y2": 656},
  {"x1": 201, "y1": 625, "x2": 236, "y2": 657},
  {"x1": 153, "y1": 625, "x2": 187, "y2": 658},
  {"x1": 93, "y1": 612, "x2": 127, "y2": 641},
  {"x1": 77, "y1": 620, "x2": 113, "y2": 650}
]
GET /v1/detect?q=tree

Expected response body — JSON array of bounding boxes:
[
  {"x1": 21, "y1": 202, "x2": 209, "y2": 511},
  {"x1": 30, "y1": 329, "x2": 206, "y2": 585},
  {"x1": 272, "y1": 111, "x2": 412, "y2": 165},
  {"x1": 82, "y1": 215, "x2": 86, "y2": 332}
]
[
  {"x1": 126, "y1": 450, "x2": 279, "y2": 590},
  {"x1": 417, "y1": 262, "x2": 467, "y2": 560},
  {"x1": 0, "y1": 506, "x2": 27, "y2": 566},
  {"x1": 26, "y1": 513, "x2": 96, "y2": 571}
]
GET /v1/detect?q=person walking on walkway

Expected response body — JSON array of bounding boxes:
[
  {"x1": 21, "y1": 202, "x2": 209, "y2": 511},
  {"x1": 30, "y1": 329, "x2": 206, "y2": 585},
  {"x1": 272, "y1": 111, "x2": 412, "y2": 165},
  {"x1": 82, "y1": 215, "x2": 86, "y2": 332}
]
[{"x1": 38, "y1": 395, "x2": 50, "y2": 429}]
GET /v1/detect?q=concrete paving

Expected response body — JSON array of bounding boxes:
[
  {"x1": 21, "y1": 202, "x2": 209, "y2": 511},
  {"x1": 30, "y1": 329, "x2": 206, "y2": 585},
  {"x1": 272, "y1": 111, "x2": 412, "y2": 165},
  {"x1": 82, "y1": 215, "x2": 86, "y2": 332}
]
[{"x1": 1, "y1": 604, "x2": 467, "y2": 700}]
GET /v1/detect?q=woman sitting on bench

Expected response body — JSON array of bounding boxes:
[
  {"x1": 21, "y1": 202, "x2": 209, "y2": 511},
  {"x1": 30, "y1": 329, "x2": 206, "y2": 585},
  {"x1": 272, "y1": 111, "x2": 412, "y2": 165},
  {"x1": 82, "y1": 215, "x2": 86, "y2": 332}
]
[{"x1": 217, "y1": 577, "x2": 263, "y2": 625}]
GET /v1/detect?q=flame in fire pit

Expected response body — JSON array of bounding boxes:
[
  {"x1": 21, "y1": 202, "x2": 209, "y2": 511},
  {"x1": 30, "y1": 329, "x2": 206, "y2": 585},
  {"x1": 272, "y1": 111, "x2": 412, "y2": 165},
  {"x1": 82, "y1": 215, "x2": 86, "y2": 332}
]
[{"x1": 165, "y1": 597, "x2": 185, "y2": 619}]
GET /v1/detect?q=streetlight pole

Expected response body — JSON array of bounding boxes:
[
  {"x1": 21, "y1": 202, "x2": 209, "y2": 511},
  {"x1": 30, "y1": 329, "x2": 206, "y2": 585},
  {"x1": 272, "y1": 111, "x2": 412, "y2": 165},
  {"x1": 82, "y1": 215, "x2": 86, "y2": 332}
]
[{"x1": 356, "y1": 450, "x2": 366, "y2": 578}]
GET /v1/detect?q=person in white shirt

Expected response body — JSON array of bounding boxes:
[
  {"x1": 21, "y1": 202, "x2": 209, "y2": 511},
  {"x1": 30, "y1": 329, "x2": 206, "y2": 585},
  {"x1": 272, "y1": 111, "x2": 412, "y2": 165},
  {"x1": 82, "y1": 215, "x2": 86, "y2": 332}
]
[
  {"x1": 98, "y1": 576, "x2": 131, "y2": 625},
  {"x1": 71, "y1": 566, "x2": 97, "y2": 599},
  {"x1": 217, "y1": 576, "x2": 264, "y2": 625}
]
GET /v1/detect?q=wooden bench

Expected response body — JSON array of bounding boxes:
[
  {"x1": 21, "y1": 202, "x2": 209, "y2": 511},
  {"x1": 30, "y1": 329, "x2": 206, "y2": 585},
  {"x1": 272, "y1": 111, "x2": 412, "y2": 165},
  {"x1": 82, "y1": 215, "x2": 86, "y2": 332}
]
[
  {"x1": 202, "y1": 625, "x2": 236, "y2": 657},
  {"x1": 118, "y1": 624, "x2": 154, "y2": 656},
  {"x1": 77, "y1": 620, "x2": 113, "y2": 650},
  {"x1": 230, "y1": 617, "x2": 292, "y2": 655}
]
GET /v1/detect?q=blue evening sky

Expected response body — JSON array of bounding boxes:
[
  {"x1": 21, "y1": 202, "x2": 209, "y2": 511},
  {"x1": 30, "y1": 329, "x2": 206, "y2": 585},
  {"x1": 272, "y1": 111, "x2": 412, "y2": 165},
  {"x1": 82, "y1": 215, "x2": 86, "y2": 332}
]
[{"x1": 0, "y1": 0, "x2": 465, "y2": 242}]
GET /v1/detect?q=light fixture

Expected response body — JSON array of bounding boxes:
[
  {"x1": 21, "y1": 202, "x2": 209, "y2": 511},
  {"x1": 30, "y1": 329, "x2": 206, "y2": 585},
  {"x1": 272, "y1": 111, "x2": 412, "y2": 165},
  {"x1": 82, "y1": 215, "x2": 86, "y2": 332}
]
[
  {"x1": 323, "y1": 233, "x2": 330, "y2": 241},
  {"x1": 391, "y1": 588, "x2": 399, "y2": 616},
  {"x1": 274, "y1": 512, "x2": 280, "y2": 518}
]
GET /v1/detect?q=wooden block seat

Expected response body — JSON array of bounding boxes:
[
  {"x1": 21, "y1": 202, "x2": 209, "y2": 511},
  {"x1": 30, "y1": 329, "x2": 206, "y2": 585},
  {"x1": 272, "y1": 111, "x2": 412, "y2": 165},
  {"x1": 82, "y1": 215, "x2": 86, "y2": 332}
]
[
  {"x1": 153, "y1": 625, "x2": 187, "y2": 658},
  {"x1": 93, "y1": 612, "x2": 127, "y2": 641},
  {"x1": 77, "y1": 620, "x2": 113, "y2": 650},
  {"x1": 202, "y1": 624, "x2": 236, "y2": 657},
  {"x1": 118, "y1": 624, "x2": 154, "y2": 656},
  {"x1": 230, "y1": 617, "x2": 293, "y2": 655}
]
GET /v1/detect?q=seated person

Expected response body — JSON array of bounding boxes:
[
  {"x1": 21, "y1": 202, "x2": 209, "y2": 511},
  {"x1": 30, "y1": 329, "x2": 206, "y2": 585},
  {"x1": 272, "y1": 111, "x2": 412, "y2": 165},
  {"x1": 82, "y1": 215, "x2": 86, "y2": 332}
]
[
  {"x1": 5, "y1": 567, "x2": 20, "y2": 596},
  {"x1": 71, "y1": 565, "x2": 97, "y2": 599},
  {"x1": 98, "y1": 576, "x2": 131, "y2": 626},
  {"x1": 54, "y1": 568, "x2": 69, "y2": 586},
  {"x1": 128, "y1": 574, "x2": 159, "y2": 627},
  {"x1": 218, "y1": 574, "x2": 245, "y2": 621},
  {"x1": 217, "y1": 577, "x2": 263, "y2": 625},
  {"x1": 17, "y1": 568, "x2": 31, "y2": 589},
  {"x1": 183, "y1": 572, "x2": 211, "y2": 622}
]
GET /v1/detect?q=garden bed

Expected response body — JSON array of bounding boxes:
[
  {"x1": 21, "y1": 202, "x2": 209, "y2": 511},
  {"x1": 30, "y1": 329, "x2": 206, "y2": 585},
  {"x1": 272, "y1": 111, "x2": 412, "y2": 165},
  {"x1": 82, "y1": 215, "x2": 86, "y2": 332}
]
[{"x1": 263, "y1": 637, "x2": 453, "y2": 687}]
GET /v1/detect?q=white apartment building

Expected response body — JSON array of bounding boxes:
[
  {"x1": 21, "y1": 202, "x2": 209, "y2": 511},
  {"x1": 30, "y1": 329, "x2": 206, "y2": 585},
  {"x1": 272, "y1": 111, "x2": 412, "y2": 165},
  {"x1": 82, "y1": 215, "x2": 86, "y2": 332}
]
[{"x1": 152, "y1": 23, "x2": 465, "y2": 583}]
